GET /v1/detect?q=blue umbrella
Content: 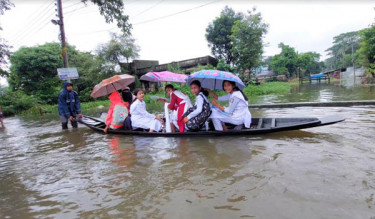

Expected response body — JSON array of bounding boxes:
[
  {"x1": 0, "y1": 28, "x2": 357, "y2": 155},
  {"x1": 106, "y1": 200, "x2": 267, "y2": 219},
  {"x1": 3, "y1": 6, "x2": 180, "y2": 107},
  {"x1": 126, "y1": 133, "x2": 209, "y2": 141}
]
[{"x1": 186, "y1": 69, "x2": 246, "y2": 90}]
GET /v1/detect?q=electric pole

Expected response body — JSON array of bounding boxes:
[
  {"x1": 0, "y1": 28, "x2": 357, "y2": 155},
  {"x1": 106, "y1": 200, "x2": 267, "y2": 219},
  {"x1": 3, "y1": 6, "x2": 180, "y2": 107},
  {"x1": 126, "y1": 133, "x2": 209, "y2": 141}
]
[
  {"x1": 54, "y1": 0, "x2": 69, "y2": 68},
  {"x1": 351, "y1": 42, "x2": 355, "y2": 85}
]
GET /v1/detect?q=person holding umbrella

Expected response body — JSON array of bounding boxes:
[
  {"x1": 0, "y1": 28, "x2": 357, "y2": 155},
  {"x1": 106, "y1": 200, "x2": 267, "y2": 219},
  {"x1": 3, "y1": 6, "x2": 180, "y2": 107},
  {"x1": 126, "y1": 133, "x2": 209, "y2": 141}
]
[
  {"x1": 186, "y1": 70, "x2": 251, "y2": 131},
  {"x1": 208, "y1": 80, "x2": 252, "y2": 131},
  {"x1": 90, "y1": 74, "x2": 135, "y2": 133}
]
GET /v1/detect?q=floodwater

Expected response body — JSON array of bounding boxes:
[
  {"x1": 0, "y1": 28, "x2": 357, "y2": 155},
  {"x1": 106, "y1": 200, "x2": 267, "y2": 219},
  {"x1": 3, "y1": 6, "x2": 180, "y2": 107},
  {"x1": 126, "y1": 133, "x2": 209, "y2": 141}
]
[{"x1": 1, "y1": 83, "x2": 375, "y2": 218}]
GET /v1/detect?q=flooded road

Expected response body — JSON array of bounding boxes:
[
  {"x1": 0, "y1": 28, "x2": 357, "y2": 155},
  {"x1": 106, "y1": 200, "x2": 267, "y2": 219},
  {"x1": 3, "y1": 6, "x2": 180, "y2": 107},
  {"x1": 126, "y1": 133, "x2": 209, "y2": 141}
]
[{"x1": 1, "y1": 84, "x2": 375, "y2": 218}]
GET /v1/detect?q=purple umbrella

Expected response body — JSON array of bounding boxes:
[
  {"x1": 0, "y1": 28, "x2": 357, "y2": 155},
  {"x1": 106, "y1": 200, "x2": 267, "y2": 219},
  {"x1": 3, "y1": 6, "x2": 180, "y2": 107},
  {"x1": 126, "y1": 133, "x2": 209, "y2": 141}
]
[{"x1": 140, "y1": 71, "x2": 188, "y2": 83}]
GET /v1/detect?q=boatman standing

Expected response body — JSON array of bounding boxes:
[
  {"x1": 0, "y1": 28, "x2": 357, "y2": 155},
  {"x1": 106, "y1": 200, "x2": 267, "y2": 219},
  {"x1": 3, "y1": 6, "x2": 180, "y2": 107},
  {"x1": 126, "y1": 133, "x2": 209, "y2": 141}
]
[{"x1": 58, "y1": 81, "x2": 82, "y2": 129}]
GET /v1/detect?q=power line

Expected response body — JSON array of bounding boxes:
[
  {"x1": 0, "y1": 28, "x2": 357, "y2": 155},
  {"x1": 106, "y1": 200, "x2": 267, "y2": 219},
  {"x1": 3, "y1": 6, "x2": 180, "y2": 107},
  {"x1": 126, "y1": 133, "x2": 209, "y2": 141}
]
[
  {"x1": 11, "y1": 7, "x2": 56, "y2": 45},
  {"x1": 132, "y1": 0, "x2": 164, "y2": 19},
  {"x1": 65, "y1": 5, "x2": 89, "y2": 15},
  {"x1": 12, "y1": 12, "x2": 57, "y2": 48},
  {"x1": 9, "y1": 0, "x2": 55, "y2": 41},
  {"x1": 62, "y1": 1, "x2": 82, "y2": 10},
  {"x1": 133, "y1": 0, "x2": 222, "y2": 25},
  {"x1": 68, "y1": 0, "x2": 222, "y2": 36}
]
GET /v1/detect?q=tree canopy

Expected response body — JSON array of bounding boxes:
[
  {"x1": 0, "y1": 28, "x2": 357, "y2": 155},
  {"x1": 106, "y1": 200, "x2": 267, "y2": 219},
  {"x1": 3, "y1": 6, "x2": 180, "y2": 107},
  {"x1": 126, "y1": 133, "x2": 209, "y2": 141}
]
[
  {"x1": 97, "y1": 33, "x2": 140, "y2": 74},
  {"x1": 270, "y1": 43, "x2": 323, "y2": 78},
  {"x1": 206, "y1": 6, "x2": 268, "y2": 73},
  {"x1": 230, "y1": 8, "x2": 268, "y2": 71},
  {"x1": 324, "y1": 31, "x2": 361, "y2": 70},
  {"x1": 8, "y1": 43, "x2": 63, "y2": 103},
  {"x1": 83, "y1": 0, "x2": 131, "y2": 34},
  {"x1": 358, "y1": 24, "x2": 375, "y2": 77},
  {"x1": 0, "y1": 0, "x2": 14, "y2": 77},
  {"x1": 205, "y1": 6, "x2": 243, "y2": 64},
  {"x1": 8, "y1": 43, "x2": 112, "y2": 103}
]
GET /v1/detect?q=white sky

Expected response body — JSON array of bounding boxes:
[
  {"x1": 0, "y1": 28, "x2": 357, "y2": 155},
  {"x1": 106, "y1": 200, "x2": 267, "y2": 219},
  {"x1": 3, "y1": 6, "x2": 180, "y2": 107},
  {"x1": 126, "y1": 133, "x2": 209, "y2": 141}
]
[{"x1": 0, "y1": 0, "x2": 374, "y2": 86}]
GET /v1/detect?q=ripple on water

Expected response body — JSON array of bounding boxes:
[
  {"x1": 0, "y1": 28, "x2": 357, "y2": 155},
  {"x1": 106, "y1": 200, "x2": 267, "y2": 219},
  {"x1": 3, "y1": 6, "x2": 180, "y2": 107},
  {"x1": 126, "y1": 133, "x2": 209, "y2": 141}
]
[{"x1": 1, "y1": 105, "x2": 375, "y2": 218}]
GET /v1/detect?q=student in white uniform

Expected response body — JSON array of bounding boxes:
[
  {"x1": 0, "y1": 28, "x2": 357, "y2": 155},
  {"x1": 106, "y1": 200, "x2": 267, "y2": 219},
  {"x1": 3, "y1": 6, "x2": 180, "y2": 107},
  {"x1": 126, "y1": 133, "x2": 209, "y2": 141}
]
[
  {"x1": 182, "y1": 80, "x2": 211, "y2": 131},
  {"x1": 208, "y1": 80, "x2": 252, "y2": 131},
  {"x1": 130, "y1": 88, "x2": 163, "y2": 132}
]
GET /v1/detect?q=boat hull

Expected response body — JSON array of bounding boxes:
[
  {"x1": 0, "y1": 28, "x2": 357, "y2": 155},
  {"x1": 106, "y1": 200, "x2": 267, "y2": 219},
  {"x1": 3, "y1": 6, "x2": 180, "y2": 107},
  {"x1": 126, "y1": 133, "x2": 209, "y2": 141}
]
[{"x1": 78, "y1": 115, "x2": 344, "y2": 137}]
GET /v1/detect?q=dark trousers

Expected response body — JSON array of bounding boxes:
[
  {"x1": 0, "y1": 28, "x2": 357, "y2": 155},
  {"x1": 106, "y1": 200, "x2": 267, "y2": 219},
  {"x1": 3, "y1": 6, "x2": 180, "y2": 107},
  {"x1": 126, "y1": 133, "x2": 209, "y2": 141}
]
[{"x1": 60, "y1": 116, "x2": 78, "y2": 129}]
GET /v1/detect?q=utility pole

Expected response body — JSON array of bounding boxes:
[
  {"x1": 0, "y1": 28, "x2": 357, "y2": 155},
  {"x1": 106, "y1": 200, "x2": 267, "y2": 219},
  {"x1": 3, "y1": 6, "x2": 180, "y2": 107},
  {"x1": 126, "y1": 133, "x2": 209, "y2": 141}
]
[
  {"x1": 54, "y1": 0, "x2": 69, "y2": 69},
  {"x1": 351, "y1": 43, "x2": 356, "y2": 84}
]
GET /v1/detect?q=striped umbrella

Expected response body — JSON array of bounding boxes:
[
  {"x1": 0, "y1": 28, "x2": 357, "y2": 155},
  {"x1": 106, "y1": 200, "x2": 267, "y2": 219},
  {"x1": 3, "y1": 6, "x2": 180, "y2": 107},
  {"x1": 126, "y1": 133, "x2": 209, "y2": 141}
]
[{"x1": 91, "y1": 74, "x2": 135, "y2": 98}]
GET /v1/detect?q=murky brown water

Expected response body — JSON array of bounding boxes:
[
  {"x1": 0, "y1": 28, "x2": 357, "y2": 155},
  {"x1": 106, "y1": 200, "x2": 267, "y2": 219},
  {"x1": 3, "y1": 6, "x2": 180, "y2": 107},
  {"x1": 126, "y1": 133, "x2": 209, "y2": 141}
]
[{"x1": 1, "y1": 83, "x2": 375, "y2": 218}]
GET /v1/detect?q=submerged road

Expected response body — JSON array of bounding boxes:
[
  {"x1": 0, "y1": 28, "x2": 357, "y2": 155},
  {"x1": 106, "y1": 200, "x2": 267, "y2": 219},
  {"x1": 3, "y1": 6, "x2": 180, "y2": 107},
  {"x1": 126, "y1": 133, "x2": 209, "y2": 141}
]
[{"x1": 249, "y1": 100, "x2": 375, "y2": 108}]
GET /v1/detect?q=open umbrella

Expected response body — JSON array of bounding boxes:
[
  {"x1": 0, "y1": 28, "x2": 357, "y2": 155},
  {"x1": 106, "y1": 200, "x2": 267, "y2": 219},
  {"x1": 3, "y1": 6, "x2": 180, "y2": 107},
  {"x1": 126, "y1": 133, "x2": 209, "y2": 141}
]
[
  {"x1": 91, "y1": 74, "x2": 135, "y2": 98},
  {"x1": 140, "y1": 71, "x2": 188, "y2": 83},
  {"x1": 186, "y1": 69, "x2": 246, "y2": 90}
]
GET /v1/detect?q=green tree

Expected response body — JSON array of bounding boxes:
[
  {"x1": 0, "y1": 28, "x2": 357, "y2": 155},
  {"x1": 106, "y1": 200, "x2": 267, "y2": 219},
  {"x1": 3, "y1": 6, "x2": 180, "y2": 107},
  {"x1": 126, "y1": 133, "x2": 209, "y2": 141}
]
[
  {"x1": 0, "y1": 0, "x2": 14, "y2": 77},
  {"x1": 297, "y1": 52, "x2": 324, "y2": 77},
  {"x1": 8, "y1": 43, "x2": 105, "y2": 104},
  {"x1": 270, "y1": 43, "x2": 298, "y2": 78},
  {"x1": 270, "y1": 44, "x2": 323, "y2": 78},
  {"x1": 230, "y1": 8, "x2": 268, "y2": 72},
  {"x1": 205, "y1": 6, "x2": 243, "y2": 64},
  {"x1": 324, "y1": 31, "x2": 361, "y2": 69},
  {"x1": 8, "y1": 43, "x2": 63, "y2": 103},
  {"x1": 82, "y1": 0, "x2": 131, "y2": 34},
  {"x1": 216, "y1": 58, "x2": 235, "y2": 72},
  {"x1": 97, "y1": 33, "x2": 140, "y2": 74},
  {"x1": 359, "y1": 24, "x2": 375, "y2": 77},
  {"x1": 68, "y1": 51, "x2": 113, "y2": 101}
]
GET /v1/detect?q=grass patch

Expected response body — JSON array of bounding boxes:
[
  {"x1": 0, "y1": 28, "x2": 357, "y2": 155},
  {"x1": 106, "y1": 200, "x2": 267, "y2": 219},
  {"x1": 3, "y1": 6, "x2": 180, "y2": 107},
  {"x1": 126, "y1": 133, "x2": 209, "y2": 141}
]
[
  {"x1": 23, "y1": 100, "x2": 110, "y2": 115},
  {"x1": 243, "y1": 82, "x2": 291, "y2": 96}
]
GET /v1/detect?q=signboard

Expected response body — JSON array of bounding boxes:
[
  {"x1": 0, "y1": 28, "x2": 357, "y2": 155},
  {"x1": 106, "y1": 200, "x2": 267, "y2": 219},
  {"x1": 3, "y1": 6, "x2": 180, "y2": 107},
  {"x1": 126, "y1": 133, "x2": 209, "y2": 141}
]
[{"x1": 57, "y1": 68, "x2": 79, "y2": 80}]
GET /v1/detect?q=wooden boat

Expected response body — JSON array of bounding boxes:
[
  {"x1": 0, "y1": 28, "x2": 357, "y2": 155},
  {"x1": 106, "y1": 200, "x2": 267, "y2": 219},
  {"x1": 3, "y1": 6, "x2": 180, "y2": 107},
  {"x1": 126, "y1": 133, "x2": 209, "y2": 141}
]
[{"x1": 78, "y1": 115, "x2": 344, "y2": 137}]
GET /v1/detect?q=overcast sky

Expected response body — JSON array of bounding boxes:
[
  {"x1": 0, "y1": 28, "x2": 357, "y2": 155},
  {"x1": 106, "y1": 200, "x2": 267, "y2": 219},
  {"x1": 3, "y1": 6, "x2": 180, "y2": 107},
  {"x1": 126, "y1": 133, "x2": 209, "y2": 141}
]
[{"x1": 1, "y1": 0, "x2": 374, "y2": 85}]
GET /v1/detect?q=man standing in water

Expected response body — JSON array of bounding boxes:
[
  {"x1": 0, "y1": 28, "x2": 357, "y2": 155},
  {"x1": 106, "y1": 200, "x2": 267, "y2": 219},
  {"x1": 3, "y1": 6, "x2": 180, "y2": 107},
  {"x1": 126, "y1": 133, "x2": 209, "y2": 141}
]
[
  {"x1": 0, "y1": 106, "x2": 4, "y2": 127},
  {"x1": 58, "y1": 81, "x2": 82, "y2": 129}
]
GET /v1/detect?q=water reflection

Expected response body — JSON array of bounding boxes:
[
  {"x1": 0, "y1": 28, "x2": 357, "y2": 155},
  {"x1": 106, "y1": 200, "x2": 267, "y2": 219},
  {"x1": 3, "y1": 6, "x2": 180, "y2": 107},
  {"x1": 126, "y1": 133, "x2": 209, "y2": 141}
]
[
  {"x1": 255, "y1": 83, "x2": 375, "y2": 104},
  {"x1": 1, "y1": 85, "x2": 375, "y2": 218}
]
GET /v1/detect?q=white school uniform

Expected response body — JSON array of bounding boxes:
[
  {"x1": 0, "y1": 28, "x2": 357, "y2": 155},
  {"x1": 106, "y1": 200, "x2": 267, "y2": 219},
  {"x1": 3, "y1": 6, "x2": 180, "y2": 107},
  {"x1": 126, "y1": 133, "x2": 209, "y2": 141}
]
[
  {"x1": 130, "y1": 99, "x2": 162, "y2": 131},
  {"x1": 187, "y1": 92, "x2": 208, "y2": 120},
  {"x1": 210, "y1": 91, "x2": 252, "y2": 131}
]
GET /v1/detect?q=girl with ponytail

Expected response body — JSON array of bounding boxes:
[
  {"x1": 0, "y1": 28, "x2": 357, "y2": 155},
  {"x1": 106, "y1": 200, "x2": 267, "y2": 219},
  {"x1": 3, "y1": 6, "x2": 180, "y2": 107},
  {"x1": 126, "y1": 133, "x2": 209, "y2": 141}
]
[{"x1": 208, "y1": 80, "x2": 252, "y2": 131}]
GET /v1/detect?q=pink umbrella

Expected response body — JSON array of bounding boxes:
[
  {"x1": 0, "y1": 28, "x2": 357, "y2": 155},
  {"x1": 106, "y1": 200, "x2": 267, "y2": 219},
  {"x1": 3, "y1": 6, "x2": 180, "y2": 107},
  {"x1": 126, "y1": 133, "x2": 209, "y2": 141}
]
[
  {"x1": 140, "y1": 71, "x2": 188, "y2": 83},
  {"x1": 91, "y1": 74, "x2": 135, "y2": 98}
]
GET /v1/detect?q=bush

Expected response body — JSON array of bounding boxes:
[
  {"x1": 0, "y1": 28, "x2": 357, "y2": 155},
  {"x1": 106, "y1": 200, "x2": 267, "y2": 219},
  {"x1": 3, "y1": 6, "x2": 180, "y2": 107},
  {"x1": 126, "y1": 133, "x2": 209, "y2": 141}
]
[{"x1": 0, "y1": 89, "x2": 41, "y2": 116}]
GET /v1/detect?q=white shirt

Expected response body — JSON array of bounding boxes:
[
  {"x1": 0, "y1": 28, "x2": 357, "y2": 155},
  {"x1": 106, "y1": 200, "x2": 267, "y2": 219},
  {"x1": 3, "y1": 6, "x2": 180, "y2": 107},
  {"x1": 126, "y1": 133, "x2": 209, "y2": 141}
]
[{"x1": 187, "y1": 92, "x2": 208, "y2": 120}]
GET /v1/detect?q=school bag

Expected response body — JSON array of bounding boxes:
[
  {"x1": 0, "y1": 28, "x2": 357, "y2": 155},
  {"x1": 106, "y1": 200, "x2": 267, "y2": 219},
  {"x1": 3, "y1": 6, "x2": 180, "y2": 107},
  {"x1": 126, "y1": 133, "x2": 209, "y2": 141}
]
[
  {"x1": 182, "y1": 94, "x2": 212, "y2": 131},
  {"x1": 111, "y1": 105, "x2": 128, "y2": 128}
]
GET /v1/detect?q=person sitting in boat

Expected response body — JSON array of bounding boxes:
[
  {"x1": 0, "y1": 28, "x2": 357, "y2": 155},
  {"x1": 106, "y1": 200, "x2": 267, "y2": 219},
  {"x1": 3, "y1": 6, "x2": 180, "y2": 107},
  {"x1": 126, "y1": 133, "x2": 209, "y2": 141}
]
[
  {"x1": 208, "y1": 80, "x2": 251, "y2": 131},
  {"x1": 158, "y1": 84, "x2": 192, "y2": 133},
  {"x1": 104, "y1": 91, "x2": 129, "y2": 133},
  {"x1": 130, "y1": 88, "x2": 164, "y2": 132},
  {"x1": 121, "y1": 86, "x2": 135, "y2": 107},
  {"x1": 182, "y1": 80, "x2": 211, "y2": 131}
]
